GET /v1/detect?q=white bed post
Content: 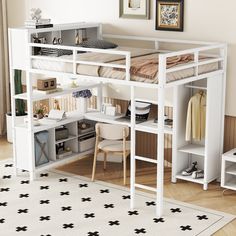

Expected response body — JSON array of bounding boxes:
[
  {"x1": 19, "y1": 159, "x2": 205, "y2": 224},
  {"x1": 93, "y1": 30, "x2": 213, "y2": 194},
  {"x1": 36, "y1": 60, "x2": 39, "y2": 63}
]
[
  {"x1": 130, "y1": 85, "x2": 136, "y2": 209},
  {"x1": 220, "y1": 45, "x2": 227, "y2": 155},
  {"x1": 26, "y1": 40, "x2": 36, "y2": 181},
  {"x1": 8, "y1": 30, "x2": 17, "y2": 175},
  {"x1": 156, "y1": 54, "x2": 166, "y2": 217}
]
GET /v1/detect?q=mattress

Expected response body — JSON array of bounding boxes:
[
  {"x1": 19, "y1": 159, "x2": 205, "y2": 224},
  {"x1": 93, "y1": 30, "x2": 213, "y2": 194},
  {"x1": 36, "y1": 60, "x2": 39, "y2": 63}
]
[{"x1": 32, "y1": 47, "x2": 219, "y2": 84}]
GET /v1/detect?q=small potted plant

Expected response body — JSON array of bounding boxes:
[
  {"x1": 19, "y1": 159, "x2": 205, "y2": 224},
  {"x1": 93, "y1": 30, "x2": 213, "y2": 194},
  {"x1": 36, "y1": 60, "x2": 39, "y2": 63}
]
[
  {"x1": 72, "y1": 89, "x2": 92, "y2": 114},
  {"x1": 6, "y1": 70, "x2": 27, "y2": 143}
]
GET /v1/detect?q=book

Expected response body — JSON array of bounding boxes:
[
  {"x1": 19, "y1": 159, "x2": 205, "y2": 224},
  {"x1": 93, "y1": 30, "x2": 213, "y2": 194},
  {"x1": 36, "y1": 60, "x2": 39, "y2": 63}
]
[
  {"x1": 25, "y1": 18, "x2": 51, "y2": 25},
  {"x1": 25, "y1": 24, "x2": 54, "y2": 29}
]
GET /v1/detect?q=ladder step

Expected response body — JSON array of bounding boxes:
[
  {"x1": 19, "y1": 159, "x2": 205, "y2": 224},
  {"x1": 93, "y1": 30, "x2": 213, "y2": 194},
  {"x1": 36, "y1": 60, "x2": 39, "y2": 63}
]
[
  {"x1": 135, "y1": 155, "x2": 158, "y2": 164},
  {"x1": 135, "y1": 184, "x2": 157, "y2": 192}
]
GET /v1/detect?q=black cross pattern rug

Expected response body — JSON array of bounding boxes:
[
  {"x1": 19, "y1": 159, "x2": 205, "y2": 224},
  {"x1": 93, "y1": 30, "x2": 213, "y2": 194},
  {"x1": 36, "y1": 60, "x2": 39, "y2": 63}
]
[{"x1": 0, "y1": 160, "x2": 234, "y2": 236}]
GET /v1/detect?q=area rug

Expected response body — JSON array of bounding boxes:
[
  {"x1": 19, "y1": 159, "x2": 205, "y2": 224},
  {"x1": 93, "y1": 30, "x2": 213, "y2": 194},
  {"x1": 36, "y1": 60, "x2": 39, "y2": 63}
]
[{"x1": 0, "y1": 160, "x2": 234, "y2": 236}]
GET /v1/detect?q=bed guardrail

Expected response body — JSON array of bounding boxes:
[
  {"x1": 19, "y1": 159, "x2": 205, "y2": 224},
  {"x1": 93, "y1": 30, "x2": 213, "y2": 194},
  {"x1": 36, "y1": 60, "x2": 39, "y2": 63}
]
[{"x1": 28, "y1": 37, "x2": 226, "y2": 88}]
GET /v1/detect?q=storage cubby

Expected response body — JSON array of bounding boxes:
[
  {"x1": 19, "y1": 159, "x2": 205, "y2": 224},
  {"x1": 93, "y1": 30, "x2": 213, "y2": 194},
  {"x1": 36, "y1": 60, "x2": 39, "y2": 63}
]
[{"x1": 221, "y1": 149, "x2": 236, "y2": 191}]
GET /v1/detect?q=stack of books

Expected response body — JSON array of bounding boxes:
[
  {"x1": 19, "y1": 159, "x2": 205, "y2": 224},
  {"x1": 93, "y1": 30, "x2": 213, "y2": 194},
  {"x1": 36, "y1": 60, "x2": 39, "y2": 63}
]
[{"x1": 25, "y1": 18, "x2": 53, "y2": 29}]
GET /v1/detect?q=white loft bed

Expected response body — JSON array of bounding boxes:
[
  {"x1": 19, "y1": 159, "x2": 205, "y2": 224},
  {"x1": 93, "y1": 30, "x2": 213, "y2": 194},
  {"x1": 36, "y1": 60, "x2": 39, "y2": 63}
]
[{"x1": 8, "y1": 23, "x2": 227, "y2": 218}]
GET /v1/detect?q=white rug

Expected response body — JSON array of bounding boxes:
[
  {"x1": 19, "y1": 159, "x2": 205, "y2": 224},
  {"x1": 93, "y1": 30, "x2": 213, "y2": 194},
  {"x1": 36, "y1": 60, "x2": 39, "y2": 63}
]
[{"x1": 0, "y1": 160, "x2": 234, "y2": 236}]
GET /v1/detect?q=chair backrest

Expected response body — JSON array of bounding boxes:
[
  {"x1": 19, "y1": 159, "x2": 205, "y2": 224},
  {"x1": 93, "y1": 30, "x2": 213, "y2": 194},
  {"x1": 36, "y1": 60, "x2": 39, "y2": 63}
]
[{"x1": 96, "y1": 123, "x2": 129, "y2": 140}]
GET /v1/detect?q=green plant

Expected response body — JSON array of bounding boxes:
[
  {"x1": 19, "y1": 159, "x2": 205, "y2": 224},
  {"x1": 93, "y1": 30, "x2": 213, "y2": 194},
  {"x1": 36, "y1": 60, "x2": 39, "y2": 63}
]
[{"x1": 14, "y1": 69, "x2": 26, "y2": 116}]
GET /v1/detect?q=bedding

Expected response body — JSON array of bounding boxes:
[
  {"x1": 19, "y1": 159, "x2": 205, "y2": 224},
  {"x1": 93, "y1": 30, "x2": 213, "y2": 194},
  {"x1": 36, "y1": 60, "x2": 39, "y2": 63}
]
[{"x1": 32, "y1": 47, "x2": 219, "y2": 84}]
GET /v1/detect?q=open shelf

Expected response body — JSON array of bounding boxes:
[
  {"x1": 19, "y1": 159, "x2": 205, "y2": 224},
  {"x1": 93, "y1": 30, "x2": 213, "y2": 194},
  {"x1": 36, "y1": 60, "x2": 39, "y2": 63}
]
[
  {"x1": 223, "y1": 179, "x2": 236, "y2": 191},
  {"x1": 226, "y1": 164, "x2": 236, "y2": 176},
  {"x1": 13, "y1": 82, "x2": 99, "y2": 102},
  {"x1": 178, "y1": 144, "x2": 205, "y2": 156},
  {"x1": 135, "y1": 119, "x2": 173, "y2": 135},
  {"x1": 55, "y1": 135, "x2": 77, "y2": 144},
  {"x1": 176, "y1": 173, "x2": 204, "y2": 184}
]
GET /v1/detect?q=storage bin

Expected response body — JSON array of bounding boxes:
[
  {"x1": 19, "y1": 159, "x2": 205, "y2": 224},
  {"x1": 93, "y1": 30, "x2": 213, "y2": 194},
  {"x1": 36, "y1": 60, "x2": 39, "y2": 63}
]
[
  {"x1": 78, "y1": 132, "x2": 96, "y2": 152},
  {"x1": 78, "y1": 119, "x2": 96, "y2": 134},
  {"x1": 55, "y1": 126, "x2": 69, "y2": 141},
  {"x1": 35, "y1": 131, "x2": 49, "y2": 167}
]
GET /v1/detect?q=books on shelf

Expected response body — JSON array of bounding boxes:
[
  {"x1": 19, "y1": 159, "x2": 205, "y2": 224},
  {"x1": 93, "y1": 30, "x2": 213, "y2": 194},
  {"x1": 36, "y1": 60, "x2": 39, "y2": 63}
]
[{"x1": 25, "y1": 18, "x2": 53, "y2": 29}]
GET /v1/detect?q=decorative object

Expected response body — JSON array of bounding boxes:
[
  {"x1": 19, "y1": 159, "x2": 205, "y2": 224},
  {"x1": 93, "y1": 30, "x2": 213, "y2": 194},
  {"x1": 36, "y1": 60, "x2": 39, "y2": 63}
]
[
  {"x1": 53, "y1": 100, "x2": 61, "y2": 110},
  {"x1": 119, "y1": 0, "x2": 150, "y2": 19},
  {"x1": 0, "y1": 159, "x2": 234, "y2": 235},
  {"x1": 34, "y1": 103, "x2": 48, "y2": 119},
  {"x1": 37, "y1": 78, "x2": 57, "y2": 91},
  {"x1": 73, "y1": 89, "x2": 92, "y2": 114},
  {"x1": 30, "y1": 8, "x2": 42, "y2": 21},
  {"x1": 155, "y1": 0, "x2": 184, "y2": 31},
  {"x1": 6, "y1": 70, "x2": 27, "y2": 143}
]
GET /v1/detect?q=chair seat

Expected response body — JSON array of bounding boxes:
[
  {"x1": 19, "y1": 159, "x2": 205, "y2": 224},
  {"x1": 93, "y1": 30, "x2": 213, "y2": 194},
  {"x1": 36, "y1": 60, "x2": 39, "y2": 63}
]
[{"x1": 98, "y1": 140, "x2": 130, "y2": 152}]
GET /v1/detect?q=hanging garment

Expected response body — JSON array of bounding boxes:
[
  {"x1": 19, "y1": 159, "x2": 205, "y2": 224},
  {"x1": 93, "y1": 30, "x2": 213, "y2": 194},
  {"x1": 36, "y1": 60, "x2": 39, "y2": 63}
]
[{"x1": 185, "y1": 91, "x2": 206, "y2": 141}]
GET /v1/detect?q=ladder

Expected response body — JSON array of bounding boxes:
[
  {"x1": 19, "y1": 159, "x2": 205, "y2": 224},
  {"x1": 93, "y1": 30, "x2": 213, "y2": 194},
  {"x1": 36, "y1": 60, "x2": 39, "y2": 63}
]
[{"x1": 129, "y1": 69, "x2": 165, "y2": 217}]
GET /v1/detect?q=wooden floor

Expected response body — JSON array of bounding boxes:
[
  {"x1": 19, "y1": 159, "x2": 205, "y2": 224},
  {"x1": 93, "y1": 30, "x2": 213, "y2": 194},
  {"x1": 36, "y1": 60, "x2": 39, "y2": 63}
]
[{"x1": 1, "y1": 138, "x2": 236, "y2": 235}]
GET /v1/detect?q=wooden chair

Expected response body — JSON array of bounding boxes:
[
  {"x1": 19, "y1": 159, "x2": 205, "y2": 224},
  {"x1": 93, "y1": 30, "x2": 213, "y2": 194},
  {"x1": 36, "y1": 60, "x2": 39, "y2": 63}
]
[{"x1": 91, "y1": 123, "x2": 130, "y2": 185}]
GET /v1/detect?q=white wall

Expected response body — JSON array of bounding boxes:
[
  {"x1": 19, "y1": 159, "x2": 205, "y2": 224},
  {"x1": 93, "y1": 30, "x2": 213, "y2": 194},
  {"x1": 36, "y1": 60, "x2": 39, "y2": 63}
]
[
  {"x1": 7, "y1": 0, "x2": 27, "y2": 27},
  {"x1": 7, "y1": 0, "x2": 236, "y2": 115}
]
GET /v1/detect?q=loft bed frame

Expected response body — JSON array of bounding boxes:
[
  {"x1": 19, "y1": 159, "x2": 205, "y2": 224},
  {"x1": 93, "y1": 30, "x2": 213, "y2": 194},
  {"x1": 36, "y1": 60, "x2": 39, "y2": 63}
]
[{"x1": 9, "y1": 24, "x2": 227, "y2": 217}]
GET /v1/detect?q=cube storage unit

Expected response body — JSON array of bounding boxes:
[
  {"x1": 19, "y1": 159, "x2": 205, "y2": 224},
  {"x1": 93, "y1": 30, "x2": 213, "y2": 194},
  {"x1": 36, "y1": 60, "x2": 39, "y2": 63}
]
[{"x1": 221, "y1": 148, "x2": 236, "y2": 191}]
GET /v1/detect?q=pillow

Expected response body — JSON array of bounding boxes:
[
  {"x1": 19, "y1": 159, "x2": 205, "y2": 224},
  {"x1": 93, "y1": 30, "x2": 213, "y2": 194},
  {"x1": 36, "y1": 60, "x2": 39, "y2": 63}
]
[{"x1": 79, "y1": 39, "x2": 118, "y2": 49}]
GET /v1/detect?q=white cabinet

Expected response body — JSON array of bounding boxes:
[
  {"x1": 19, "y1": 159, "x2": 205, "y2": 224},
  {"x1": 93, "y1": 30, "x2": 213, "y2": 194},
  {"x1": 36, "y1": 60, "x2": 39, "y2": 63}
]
[
  {"x1": 172, "y1": 75, "x2": 224, "y2": 190},
  {"x1": 221, "y1": 149, "x2": 236, "y2": 191}
]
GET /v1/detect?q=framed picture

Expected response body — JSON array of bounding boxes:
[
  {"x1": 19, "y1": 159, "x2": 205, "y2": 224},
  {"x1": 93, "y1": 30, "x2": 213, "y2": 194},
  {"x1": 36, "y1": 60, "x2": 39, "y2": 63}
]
[
  {"x1": 120, "y1": 0, "x2": 150, "y2": 19},
  {"x1": 155, "y1": 0, "x2": 184, "y2": 31}
]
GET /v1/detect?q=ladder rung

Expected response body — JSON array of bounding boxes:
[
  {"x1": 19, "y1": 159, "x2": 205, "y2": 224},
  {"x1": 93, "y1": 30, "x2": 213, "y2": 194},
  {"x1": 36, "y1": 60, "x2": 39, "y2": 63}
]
[
  {"x1": 135, "y1": 155, "x2": 158, "y2": 164},
  {"x1": 135, "y1": 184, "x2": 157, "y2": 192}
]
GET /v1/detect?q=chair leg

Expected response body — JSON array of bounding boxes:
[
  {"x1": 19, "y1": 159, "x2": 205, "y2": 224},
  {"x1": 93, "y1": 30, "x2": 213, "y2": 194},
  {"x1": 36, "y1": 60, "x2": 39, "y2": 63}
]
[
  {"x1": 92, "y1": 148, "x2": 98, "y2": 182},
  {"x1": 103, "y1": 152, "x2": 107, "y2": 170},
  {"x1": 123, "y1": 152, "x2": 127, "y2": 185}
]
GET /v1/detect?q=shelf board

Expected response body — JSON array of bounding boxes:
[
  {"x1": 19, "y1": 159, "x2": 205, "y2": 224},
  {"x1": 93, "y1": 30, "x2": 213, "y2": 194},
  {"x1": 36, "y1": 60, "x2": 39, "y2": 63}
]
[
  {"x1": 15, "y1": 111, "x2": 84, "y2": 133},
  {"x1": 176, "y1": 173, "x2": 204, "y2": 184},
  {"x1": 55, "y1": 135, "x2": 77, "y2": 144},
  {"x1": 135, "y1": 119, "x2": 173, "y2": 135},
  {"x1": 84, "y1": 112, "x2": 130, "y2": 126},
  {"x1": 13, "y1": 82, "x2": 99, "y2": 102},
  {"x1": 35, "y1": 149, "x2": 93, "y2": 172},
  {"x1": 78, "y1": 130, "x2": 95, "y2": 138},
  {"x1": 223, "y1": 179, "x2": 236, "y2": 191},
  {"x1": 226, "y1": 165, "x2": 236, "y2": 176},
  {"x1": 178, "y1": 144, "x2": 205, "y2": 156}
]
